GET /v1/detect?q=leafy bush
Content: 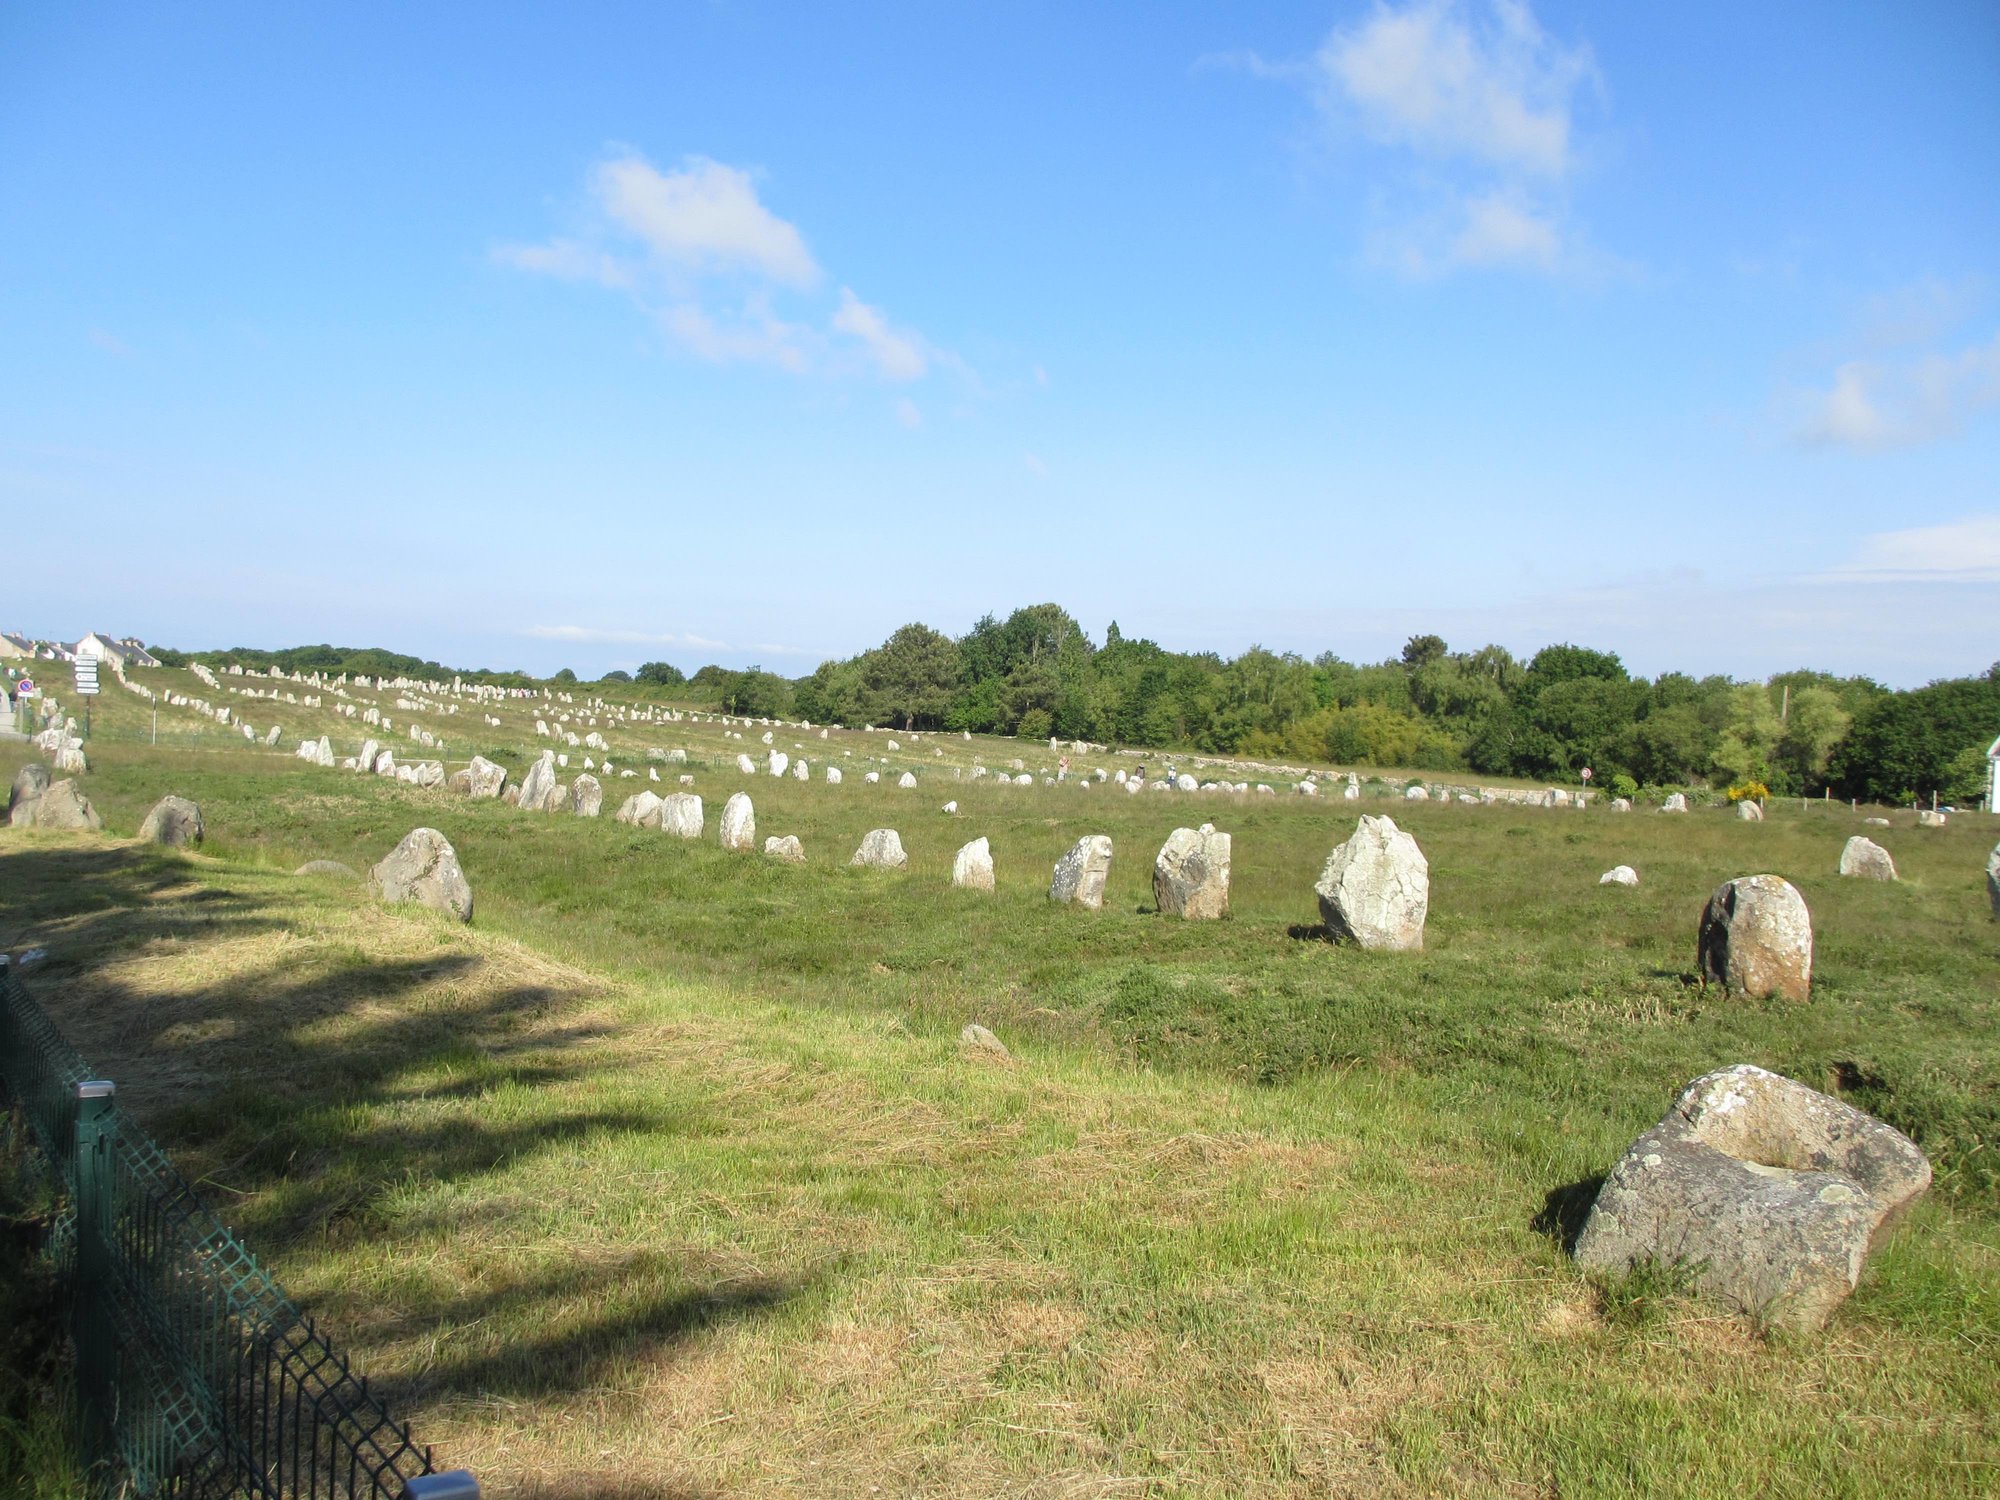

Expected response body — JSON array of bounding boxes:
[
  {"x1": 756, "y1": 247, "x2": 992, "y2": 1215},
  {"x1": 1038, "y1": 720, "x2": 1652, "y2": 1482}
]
[{"x1": 1726, "y1": 780, "x2": 1770, "y2": 804}]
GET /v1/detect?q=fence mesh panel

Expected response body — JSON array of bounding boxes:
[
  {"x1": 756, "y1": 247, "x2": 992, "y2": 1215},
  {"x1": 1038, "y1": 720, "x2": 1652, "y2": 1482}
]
[{"x1": 1, "y1": 963, "x2": 438, "y2": 1498}]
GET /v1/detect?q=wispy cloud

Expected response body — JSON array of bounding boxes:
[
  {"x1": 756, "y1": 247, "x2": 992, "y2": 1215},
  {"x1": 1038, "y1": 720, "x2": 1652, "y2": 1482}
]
[
  {"x1": 1790, "y1": 327, "x2": 2000, "y2": 451},
  {"x1": 1235, "y1": 2, "x2": 1607, "y2": 277},
  {"x1": 1814, "y1": 514, "x2": 2000, "y2": 583},
  {"x1": 498, "y1": 150, "x2": 968, "y2": 385}
]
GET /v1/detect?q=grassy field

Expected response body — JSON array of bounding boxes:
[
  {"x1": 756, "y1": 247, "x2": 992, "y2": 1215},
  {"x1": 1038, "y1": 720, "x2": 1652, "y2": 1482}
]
[{"x1": 3, "y1": 671, "x2": 1998, "y2": 1496}]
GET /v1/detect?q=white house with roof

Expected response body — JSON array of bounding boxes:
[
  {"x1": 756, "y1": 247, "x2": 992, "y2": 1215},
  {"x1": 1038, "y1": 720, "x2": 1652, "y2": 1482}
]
[{"x1": 74, "y1": 632, "x2": 161, "y2": 668}]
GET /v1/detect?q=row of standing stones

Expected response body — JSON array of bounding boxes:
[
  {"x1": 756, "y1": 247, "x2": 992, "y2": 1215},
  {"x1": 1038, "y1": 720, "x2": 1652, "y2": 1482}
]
[{"x1": 7, "y1": 756, "x2": 1995, "y2": 1331}]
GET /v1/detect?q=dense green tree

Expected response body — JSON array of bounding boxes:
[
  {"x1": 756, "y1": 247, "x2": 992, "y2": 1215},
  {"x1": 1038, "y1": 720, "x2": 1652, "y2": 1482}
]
[
  {"x1": 635, "y1": 661, "x2": 686, "y2": 687},
  {"x1": 859, "y1": 623, "x2": 962, "y2": 729}
]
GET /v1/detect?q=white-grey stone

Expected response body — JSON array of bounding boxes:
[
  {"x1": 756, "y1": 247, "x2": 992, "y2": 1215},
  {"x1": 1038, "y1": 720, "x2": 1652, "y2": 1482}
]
[
  {"x1": 1989, "y1": 843, "x2": 2000, "y2": 920},
  {"x1": 942, "y1": 800, "x2": 957, "y2": 813},
  {"x1": 952, "y1": 836, "x2": 994, "y2": 892},
  {"x1": 465, "y1": 755, "x2": 508, "y2": 799},
  {"x1": 826, "y1": 766, "x2": 843, "y2": 784},
  {"x1": 1698, "y1": 875, "x2": 1813, "y2": 1002},
  {"x1": 1315, "y1": 816, "x2": 1428, "y2": 951},
  {"x1": 764, "y1": 834, "x2": 805, "y2": 864},
  {"x1": 1049, "y1": 835, "x2": 1113, "y2": 911},
  {"x1": 369, "y1": 827, "x2": 472, "y2": 922},
  {"x1": 850, "y1": 828, "x2": 908, "y2": 869},
  {"x1": 1917, "y1": 810, "x2": 1947, "y2": 827},
  {"x1": 1153, "y1": 825, "x2": 1230, "y2": 920},
  {"x1": 769, "y1": 751, "x2": 789, "y2": 777},
  {"x1": 1600, "y1": 865, "x2": 1639, "y2": 887},
  {"x1": 720, "y1": 792, "x2": 755, "y2": 851},
  {"x1": 661, "y1": 792, "x2": 704, "y2": 839},
  {"x1": 1661, "y1": 792, "x2": 1689, "y2": 813},
  {"x1": 1574, "y1": 1064, "x2": 1931, "y2": 1331},
  {"x1": 736, "y1": 753, "x2": 757, "y2": 775},
  {"x1": 518, "y1": 749, "x2": 560, "y2": 811},
  {"x1": 13, "y1": 778, "x2": 100, "y2": 831},
  {"x1": 959, "y1": 1023, "x2": 1009, "y2": 1059},
  {"x1": 864, "y1": 771, "x2": 880, "y2": 784},
  {"x1": 1838, "y1": 837, "x2": 1896, "y2": 882},
  {"x1": 1737, "y1": 799, "x2": 1764, "y2": 821},
  {"x1": 571, "y1": 775, "x2": 603, "y2": 817},
  {"x1": 897, "y1": 771, "x2": 917, "y2": 788},
  {"x1": 615, "y1": 791, "x2": 664, "y2": 828}
]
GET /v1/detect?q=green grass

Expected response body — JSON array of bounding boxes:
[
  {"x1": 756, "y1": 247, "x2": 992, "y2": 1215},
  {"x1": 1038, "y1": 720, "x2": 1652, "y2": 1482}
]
[{"x1": 3, "y1": 694, "x2": 1998, "y2": 1496}]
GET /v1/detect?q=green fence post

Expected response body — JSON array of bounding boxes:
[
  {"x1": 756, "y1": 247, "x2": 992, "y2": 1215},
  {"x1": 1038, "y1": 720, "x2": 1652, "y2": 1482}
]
[{"x1": 72, "y1": 1079, "x2": 117, "y2": 1479}]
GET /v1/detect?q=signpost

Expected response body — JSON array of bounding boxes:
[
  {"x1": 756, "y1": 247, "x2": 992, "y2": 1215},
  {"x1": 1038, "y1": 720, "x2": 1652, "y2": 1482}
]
[{"x1": 74, "y1": 657, "x2": 99, "y2": 738}]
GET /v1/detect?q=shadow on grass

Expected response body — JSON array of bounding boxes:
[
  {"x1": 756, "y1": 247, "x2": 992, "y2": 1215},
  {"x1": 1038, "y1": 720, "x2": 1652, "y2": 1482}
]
[
  {"x1": 0, "y1": 840, "x2": 787, "y2": 1446},
  {"x1": 1531, "y1": 1174, "x2": 1607, "y2": 1254},
  {"x1": 1286, "y1": 922, "x2": 1333, "y2": 943}
]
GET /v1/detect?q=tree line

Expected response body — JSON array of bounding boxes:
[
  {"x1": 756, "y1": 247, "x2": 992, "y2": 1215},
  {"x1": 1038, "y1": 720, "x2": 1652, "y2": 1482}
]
[{"x1": 155, "y1": 608, "x2": 2000, "y2": 803}]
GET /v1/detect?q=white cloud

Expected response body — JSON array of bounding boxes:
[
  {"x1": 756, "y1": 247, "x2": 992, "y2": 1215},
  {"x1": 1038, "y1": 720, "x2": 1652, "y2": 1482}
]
[
  {"x1": 893, "y1": 397, "x2": 923, "y2": 429},
  {"x1": 1450, "y1": 189, "x2": 1560, "y2": 268},
  {"x1": 591, "y1": 154, "x2": 820, "y2": 289},
  {"x1": 499, "y1": 151, "x2": 972, "y2": 385},
  {"x1": 1319, "y1": 0, "x2": 1594, "y2": 178},
  {"x1": 1280, "y1": 2, "x2": 1604, "y2": 278},
  {"x1": 1793, "y1": 330, "x2": 2000, "y2": 450},
  {"x1": 832, "y1": 288, "x2": 928, "y2": 380},
  {"x1": 1816, "y1": 515, "x2": 2000, "y2": 583}
]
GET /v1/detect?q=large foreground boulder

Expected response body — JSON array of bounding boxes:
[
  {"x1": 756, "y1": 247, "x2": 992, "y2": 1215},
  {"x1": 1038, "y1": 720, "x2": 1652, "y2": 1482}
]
[
  {"x1": 1315, "y1": 815, "x2": 1427, "y2": 951},
  {"x1": 1049, "y1": 835, "x2": 1113, "y2": 911},
  {"x1": 952, "y1": 837, "x2": 994, "y2": 892},
  {"x1": 1574, "y1": 1065, "x2": 1930, "y2": 1331},
  {"x1": 7, "y1": 764, "x2": 51, "y2": 825},
  {"x1": 719, "y1": 793, "x2": 755, "y2": 851},
  {"x1": 1154, "y1": 825, "x2": 1230, "y2": 920},
  {"x1": 1838, "y1": 837, "x2": 1896, "y2": 882},
  {"x1": 369, "y1": 828, "x2": 472, "y2": 922},
  {"x1": 14, "y1": 779, "x2": 102, "y2": 831},
  {"x1": 1698, "y1": 875, "x2": 1812, "y2": 1001},
  {"x1": 138, "y1": 796, "x2": 204, "y2": 847}
]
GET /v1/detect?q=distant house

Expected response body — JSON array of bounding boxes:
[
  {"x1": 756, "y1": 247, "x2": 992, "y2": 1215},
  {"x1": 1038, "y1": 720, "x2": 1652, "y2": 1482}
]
[
  {"x1": 75, "y1": 632, "x2": 161, "y2": 668},
  {"x1": 0, "y1": 632, "x2": 33, "y2": 660}
]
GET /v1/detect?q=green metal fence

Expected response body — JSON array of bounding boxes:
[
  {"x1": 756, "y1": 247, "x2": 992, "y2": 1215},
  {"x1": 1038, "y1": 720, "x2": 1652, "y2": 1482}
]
[{"x1": 1, "y1": 961, "x2": 473, "y2": 1499}]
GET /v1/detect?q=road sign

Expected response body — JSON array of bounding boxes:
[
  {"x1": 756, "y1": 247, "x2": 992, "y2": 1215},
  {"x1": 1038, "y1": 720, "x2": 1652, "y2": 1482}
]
[
  {"x1": 1581, "y1": 767, "x2": 1593, "y2": 781},
  {"x1": 15, "y1": 676, "x2": 35, "y2": 697},
  {"x1": 74, "y1": 658, "x2": 101, "y2": 697}
]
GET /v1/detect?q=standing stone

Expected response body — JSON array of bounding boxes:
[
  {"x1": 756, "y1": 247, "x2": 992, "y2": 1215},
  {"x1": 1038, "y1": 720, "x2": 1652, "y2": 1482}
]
[
  {"x1": 1737, "y1": 800, "x2": 1764, "y2": 821},
  {"x1": 1987, "y1": 843, "x2": 2000, "y2": 920},
  {"x1": 138, "y1": 796, "x2": 204, "y2": 847},
  {"x1": 952, "y1": 837, "x2": 994, "y2": 892},
  {"x1": 54, "y1": 744, "x2": 87, "y2": 775},
  {"x1": 1049, "y1": 835, "x2": 1113, "y2": 911},
  {"x1": 764, "y1": 834, "x2": 806, "y2": 864},
  {"x1": 769, "y1": 751, "x2": 790, "y2": 777},
  {"x1": 1315, "y1": 816, "x2": 1428, "y2": 951},
  {"x1": 793, "y1": 759, "x2": 809, "y2": 780},
  {"x1": 897, "y1": 771, "x2": 917, "y2": 788},
  {"x1": 826, "y1": 766, "x2": 843, "y2": 784},
  {"x1": 1611, "y1": 798, "x2": 1633, "y2": 812},
  {"x1": 1698, "y1": 875, "x2": 1813, "y2": 1002},
  {"x1": 720, "y1": 792, "x2": 755, "y2": 851},
  {"x1": 1153, "y1": 825, "x2": 1231, "y2": 920},
  {"x1": 1661, "y1": 792, "x2": 1688, "y2": 813},
  {"x1": 1838, "y1": 837, "x2": 1896, "y2": 882},
  {"x1": 1599, "y1": 865, "x2": 1640, "y2": 887},
  {"x1": 615, "y1": 791, "x2": 664, "y2": 828},
  {"x1": 518, "y1": 749, "x2": 559, "y2": 811},
  {"x1": 1917, "y1": 810, "x2": 1947, "y2": 828},
  {"x1": 357, "y1": 738, "x2": 380, "y2": 774},
  {"x1": 1175, "y1": 773, "x2": 1198, "y2": 793},
  {"x1": 660, "y1": 792, "x2": 704, "y2": 838},
  {"x1": 314, "y1": 736, "x2": 334, "y2": 767},
  {"x1": 465, "y1": 755, "x2": 508, "y2": 798},
  {"x1": 14, "y1": 778, "x2": 102, "y2": 831},
  {"x1": 7, "y1": 764, "x2": 51, "y2": 825},
  {"x1": 1574, "y1": 1065, "x2": 1931, "y2": 1332},
  {"x1": 736, "y1": 753, "x2": 757, "y2": 775},
  {"x1": 368, "y1": 827, "x2": 473, "y2": 922},
  {"x1": 960, "y1": 1023, "x2": 1009, "y2": 1059},
  {"x1": 571, "y1": 775, "x2": 603, "y2": 817},
  {"x1": 850, "y1": 828, "x2": 908, "y2": 869}
]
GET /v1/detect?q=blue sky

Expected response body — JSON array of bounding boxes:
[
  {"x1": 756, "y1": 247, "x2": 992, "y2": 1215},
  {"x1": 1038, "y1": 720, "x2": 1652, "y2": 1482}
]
[{"x1": 4, "y1": 1, "x2": 1997, "y2": 685}]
